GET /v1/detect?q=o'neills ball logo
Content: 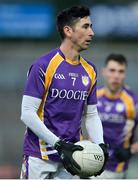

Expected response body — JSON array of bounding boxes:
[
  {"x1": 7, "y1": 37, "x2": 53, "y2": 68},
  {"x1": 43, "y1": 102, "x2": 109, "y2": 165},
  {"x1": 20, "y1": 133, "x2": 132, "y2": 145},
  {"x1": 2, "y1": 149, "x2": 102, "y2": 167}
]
[{"x1": 82, "y1": 76, "x2": 89, "y2": 86}]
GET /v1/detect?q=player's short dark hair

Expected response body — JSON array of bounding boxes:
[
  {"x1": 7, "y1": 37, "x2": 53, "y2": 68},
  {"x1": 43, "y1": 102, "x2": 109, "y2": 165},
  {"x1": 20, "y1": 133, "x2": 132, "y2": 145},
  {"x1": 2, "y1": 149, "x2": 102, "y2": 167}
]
[
  {"x1": 105, "y1": 54, "x2": 128, "y2": 67},
  {"x1": 56, "y1": 5, "x2": 90, "y2": 39}
]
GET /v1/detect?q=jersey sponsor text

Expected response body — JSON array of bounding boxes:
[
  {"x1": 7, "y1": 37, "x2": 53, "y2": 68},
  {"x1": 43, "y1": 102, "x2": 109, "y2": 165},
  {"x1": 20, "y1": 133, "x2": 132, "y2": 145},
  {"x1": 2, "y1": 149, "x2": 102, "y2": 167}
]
[{"x1": 51, "y1": 88, "x2": 88, "y2": 100}]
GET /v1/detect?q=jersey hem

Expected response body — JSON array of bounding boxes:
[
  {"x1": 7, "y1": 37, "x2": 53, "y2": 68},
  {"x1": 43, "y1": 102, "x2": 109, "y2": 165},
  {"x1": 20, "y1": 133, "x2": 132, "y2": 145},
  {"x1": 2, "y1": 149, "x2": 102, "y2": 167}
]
[
  {"x1": 23, "y1": 150, "x2": 61, "y2": 162},
  {"x1": 24, "y1": 151, "x2": 42, "y2": 159}
]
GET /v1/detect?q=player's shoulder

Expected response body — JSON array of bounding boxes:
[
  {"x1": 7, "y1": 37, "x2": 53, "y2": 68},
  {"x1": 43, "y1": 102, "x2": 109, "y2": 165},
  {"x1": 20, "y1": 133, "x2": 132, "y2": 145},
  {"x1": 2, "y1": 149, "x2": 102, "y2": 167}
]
[
  {"x1": 28, "y1": 48, "x2": 60, "y2": 73},
  {"x1": 35, "y1": 48, "x2": 59, "y2": 67},
  {"x1": 97, "y1": 86, "x2": 105, "y2": 97},
  {"x1": 123, "y1": 85, "x2": 138, "y2": 101},
  {"x1": 80, "y1": 56, "x2": 97, "y2": 73},
  {"x1": 97, "y1": 86, "x2": 104, "y2": 91}
]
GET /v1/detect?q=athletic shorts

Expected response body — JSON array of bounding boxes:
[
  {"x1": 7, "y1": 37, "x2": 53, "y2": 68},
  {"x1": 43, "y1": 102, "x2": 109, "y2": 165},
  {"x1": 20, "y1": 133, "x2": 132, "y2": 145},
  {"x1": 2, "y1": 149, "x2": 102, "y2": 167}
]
[
  {"x1": 20, "y1": 155, "x2": 78, "y2": 179},
  {"x1": 91, "y1": 169, "x2": 125, "y2": 179}
]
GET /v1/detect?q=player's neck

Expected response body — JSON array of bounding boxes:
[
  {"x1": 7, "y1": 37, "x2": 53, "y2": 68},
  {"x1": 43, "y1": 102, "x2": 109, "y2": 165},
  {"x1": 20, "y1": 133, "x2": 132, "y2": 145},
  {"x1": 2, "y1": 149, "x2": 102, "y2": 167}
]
[
  {"x1": 104, "y1": 87, "x2": 122, "y2": 99},
  {"x1": 60, "y1": 40, "x2": 80, "y2": 62}
]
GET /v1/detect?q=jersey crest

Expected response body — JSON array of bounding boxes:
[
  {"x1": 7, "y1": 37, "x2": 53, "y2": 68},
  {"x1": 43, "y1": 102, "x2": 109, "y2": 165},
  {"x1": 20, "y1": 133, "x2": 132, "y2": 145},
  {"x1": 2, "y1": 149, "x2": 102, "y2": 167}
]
[{"x1": 82, "y1": 75, "x2": 89, "y2": 86}]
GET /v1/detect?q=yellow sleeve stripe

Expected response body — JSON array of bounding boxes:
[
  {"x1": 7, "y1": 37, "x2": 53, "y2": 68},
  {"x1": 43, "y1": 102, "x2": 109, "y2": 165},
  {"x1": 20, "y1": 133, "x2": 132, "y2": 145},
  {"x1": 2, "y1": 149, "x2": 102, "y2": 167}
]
[
  {"x1": 37, "y1": 52, "x2": 64, "y2": 120},
  {"x1": 39, "y1": 139, "x2": 49, "y2": 160},
  {"x1": 42, "y1": 155, "x2": 49, "y2": 160},
  {"x1": 80, "y1": 131, "x2": 84, "y2": 141},
  {"x1": 120, "y1": 90, "x2": 136, "y2": 148},
  {"x1": 80, "y1": 57, "x2": 96, "y2": 95},
  {"x1": 44, "y1": 52, "x2": 64, "y2": 94},
  {"x1": 37, "y1": 52, "x2": 64, "y2": 160},
  {"x1": 120, "y1": 90, "x2": 136, "y2": 119},
  {"x1": 116, "y1": 162, "x2": 125, "y2": 173},
  {"x1": 41, "y1": 148, "x2": 47, "y2": 152}
]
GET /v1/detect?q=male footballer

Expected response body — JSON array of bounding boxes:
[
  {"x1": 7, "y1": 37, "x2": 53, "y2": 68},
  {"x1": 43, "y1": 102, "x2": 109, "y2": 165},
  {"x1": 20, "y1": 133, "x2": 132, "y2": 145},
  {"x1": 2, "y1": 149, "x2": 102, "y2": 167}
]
[
  {"x1": 20, "y1": 5, "x2": 108, "y2": 179},
  {"x1": 96, "y1": 54, "x2": 138, "y2": 179}
]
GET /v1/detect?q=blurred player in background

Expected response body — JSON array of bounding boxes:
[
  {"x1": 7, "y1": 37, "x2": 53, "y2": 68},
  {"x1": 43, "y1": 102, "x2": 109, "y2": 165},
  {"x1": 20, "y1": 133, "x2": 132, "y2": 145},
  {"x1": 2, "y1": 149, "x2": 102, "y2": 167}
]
[
  {"x1": 20, "y1": 5, "x2": 108, "y2": 179},
  {"x1": 96, "y1": 54, "x2": 138, "y2": 179}
]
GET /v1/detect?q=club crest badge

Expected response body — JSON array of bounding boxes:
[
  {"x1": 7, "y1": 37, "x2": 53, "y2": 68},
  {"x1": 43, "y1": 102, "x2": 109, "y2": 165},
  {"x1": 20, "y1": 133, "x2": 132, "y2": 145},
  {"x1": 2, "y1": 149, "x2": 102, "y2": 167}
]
[
  {"x1": 82, "y1": 75, "x2": 89, "y2": 86},
  {"x1": 116, "y1": 103, "x2": 124, "y2": 112}
]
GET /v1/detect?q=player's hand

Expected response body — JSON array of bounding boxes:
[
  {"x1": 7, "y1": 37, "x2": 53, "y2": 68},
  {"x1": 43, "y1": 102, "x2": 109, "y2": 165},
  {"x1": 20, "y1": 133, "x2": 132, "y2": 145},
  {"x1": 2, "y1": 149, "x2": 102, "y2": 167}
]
[
  {"x1": 94, "y1": 143, "x2": 109, "y2": 176},
  {"x1": 54, "y1": 140, "x2": 83, "y2": 175},
  {"x1": 114, "y1": 147, "x2": 132, "y2": 162}
]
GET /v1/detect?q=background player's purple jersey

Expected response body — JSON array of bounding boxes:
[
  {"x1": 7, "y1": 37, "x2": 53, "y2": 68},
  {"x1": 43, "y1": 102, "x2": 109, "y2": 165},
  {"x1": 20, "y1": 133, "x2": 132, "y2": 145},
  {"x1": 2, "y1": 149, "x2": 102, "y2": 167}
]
[
  {"x1": 23, "y1": 48, "x2": 97, "y2": 161},
  {"x1": 97, "y1": 87, "x2": 138, "y2": 172}
]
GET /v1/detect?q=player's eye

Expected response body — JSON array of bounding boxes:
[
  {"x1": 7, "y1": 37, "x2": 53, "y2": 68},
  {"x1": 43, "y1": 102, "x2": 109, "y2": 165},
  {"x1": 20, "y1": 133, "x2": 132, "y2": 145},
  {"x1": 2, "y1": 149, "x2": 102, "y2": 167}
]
[
  {"x1": 82, "y1": 23, "x2": 91, "y2": 29},
  {"x1": 109, "y1": 69, "x2": 115, "y2": 72},
  {"x1": 83, "y1": 25, "x2": 89, "y2": 29},
  {"x1": 119, "y1": 70, "x2": 125, "y2": 74}
]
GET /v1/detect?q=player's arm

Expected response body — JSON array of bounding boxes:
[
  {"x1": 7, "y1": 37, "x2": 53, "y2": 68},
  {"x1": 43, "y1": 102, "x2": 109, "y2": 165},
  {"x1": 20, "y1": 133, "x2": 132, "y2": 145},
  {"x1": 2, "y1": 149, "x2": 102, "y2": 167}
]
[
  {"x1": 131, "y1": 97, "x2": 138, "y2": 154},
  {"x1": 114, "y1": 143, "x2": 135, "y2": 162},
  {"x1": 131, "y1": 96, "x2": 138, "y2": 154},
  {"x1": 84, "y1": 65, "x2": 108, "y2": 175},
  {"x1": 21, "y1": 95, "x2": 59, "y2": 146},
  {"x1": 84, "y1": 104, "x2": 104, "y2": 144},
  {"x1": 114, "y1": 94, "x2": 138, "y2": 162},
  {"x1": 114, "y1": 137, "x2": 138, "y2": 162},
  {"x1": 21, "y1": 95, "x2": 83, "y2": 175},
  {"x1": 131, "y1": 94, "x2": 138, "y2": 154},
  {"x1": 84, "y1": 104, "x2": 109, "y2": 176}
]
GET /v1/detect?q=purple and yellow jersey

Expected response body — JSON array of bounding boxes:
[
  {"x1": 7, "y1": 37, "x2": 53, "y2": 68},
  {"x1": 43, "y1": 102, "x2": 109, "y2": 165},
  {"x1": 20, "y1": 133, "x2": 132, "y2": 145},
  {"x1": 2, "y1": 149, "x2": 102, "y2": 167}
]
[
  {"x1": 97, "y1": 87, "x2": 138, "y2": 172},
  {"x1": 23, "y1": 48, "x2": 97, "y2": 161}
]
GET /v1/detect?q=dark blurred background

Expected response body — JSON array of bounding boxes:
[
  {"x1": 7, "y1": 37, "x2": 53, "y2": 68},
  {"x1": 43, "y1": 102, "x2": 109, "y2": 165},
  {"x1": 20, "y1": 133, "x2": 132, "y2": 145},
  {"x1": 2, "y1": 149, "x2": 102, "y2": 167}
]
[{"x1": 0, "y1": 0, "x2": 138, "y2": 178}]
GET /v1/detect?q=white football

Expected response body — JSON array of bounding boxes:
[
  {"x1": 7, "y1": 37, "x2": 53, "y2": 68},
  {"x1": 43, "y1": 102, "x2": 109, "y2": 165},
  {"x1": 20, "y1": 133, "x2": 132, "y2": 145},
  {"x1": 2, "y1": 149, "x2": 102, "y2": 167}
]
[{"x1": 73, "y1": 140, "x2": 104, "y2": 177}]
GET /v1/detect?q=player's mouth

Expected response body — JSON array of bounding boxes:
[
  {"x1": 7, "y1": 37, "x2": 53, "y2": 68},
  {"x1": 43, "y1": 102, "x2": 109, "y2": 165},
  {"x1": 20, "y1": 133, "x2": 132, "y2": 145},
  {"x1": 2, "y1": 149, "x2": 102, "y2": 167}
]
[
  {"x1": 85, "y1": 39, "x2": 92, "y2": 44},
  {"x1": 112, "y1": 82, "x2": 121, "y2": 87}
]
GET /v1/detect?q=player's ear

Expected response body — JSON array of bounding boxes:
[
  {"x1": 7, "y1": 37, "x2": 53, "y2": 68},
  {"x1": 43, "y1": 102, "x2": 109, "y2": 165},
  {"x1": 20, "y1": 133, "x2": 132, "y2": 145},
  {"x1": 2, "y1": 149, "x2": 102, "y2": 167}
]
[{"x1": 63, "y1": 25, "x2": 73, "y2": 38}]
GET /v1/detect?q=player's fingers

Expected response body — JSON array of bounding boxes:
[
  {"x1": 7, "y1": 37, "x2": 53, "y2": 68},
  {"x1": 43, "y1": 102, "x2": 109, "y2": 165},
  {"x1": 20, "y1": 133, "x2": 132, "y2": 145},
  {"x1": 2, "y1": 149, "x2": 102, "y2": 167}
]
[
  {"x1": 63, "y1": 157, "x2": 79, "y2": 175},
  {"x1": 71, "y1": 157, "x2": 81, "y2": 170},
  {"x1": 66, "y1": 156, "x2": 81, "y2": 174},
  {"x1": 65, "y1": 164, "x2": 76, "y2": 175},
  {"x1": 73, "y1": 145, "x2": 83, "y2": 151}
]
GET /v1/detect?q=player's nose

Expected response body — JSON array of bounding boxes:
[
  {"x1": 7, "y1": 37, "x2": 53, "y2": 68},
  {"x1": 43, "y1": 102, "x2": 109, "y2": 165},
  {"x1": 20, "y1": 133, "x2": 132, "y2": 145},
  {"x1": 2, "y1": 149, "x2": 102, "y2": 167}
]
[{"x1": 89, "y1": 28, "x2": 94, "y2": 37}]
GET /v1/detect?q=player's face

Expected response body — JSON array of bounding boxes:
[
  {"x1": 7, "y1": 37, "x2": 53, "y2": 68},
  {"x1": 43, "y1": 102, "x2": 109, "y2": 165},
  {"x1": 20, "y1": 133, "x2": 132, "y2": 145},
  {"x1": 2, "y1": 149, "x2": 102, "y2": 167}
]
[
  {"x1": 102, "y1": 60, "x2": 126, "y2": 93},
  {"x1": 71, "y1": 16, "x2": 94, "y2": 51}
]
